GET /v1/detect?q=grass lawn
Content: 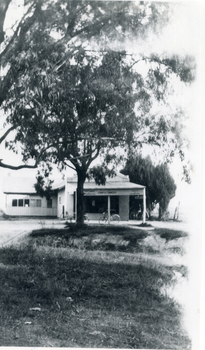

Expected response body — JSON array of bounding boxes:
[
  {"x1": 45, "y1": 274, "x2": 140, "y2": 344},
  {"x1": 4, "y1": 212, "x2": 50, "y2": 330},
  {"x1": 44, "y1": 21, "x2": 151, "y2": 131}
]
[{"x1": 0, "y1": 224, "x2": 191, "y2": 348}]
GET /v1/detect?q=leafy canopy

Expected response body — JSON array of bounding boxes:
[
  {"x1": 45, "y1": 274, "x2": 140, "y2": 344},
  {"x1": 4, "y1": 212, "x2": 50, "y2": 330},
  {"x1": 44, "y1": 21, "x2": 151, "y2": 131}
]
[
  {"x1": 1, "y1": 1, "x2": 195, "y2": 171},
  {"x1": 0, "y1": 0, "x2": 195, "y2": 222},
  {"x1": 121, "y1": 153, "x2": 176, "y2": 218}
]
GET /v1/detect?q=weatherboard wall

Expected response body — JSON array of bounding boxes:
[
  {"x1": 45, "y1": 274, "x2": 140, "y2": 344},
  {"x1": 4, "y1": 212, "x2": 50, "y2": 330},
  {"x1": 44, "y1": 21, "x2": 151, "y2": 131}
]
[{"x1": 4, "y1": 194, "x2": 57, "y2": 217}]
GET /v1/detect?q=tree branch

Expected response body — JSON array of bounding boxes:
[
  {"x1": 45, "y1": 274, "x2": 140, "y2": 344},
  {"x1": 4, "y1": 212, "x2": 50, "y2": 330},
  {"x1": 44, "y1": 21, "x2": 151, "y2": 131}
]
[
  {"x1": 0, "y1": 159, "x2": 38, "y2": 170},
  {"x1": 0, "y1": 1, "x2": 42, "y2": 106},
  {"x1": 0, "y1": 0, "x2": 12, "y2": 44},
  {"x1": 63, "y1": 161, "x2": 76, "y2": 172},
  {"x1": 0, "y1": 2, "x2": 36, "y2": 61},
  {"x1": 87, "y1": 143, "x2": 101, "y2": 167},
  {"x1": 0, "y1": 141, "x2": 55, "y2": 170},
  {"x1": 0, "y1": 125, "x2": 15, "y2": 143}
]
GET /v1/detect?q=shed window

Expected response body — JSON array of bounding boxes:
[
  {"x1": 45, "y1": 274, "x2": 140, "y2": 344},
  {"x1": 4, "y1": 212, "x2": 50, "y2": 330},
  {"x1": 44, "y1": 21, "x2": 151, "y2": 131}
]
[
  {"x1": 30, "y1": 199, "x2": 41, "y2": 207},
  {"x1": 18, "y1": 199, "x2": 23, "y2": 207},
  {"x1": 25, "y1": 199, "x2": 30, "y2": 207},
  {"x1": 11, "y1": 198, "x2": 31, "y2": 207},
  {"x1": 30, "y1": 199, "x2": 36, "y2": 207},
  {"x1": 12, "y1": 199, "x2": 17, "y2": 207}
]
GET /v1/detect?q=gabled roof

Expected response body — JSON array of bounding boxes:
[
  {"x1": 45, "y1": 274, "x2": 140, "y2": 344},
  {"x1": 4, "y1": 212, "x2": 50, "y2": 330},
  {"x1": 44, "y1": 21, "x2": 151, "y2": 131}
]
[
  {"x1": 52, "y1": 180, "x2": 65, "y2": 190},
  {"x1": 67, "y1": 172, "x2": 144, "y2": 191},
  {"x1": 3, "y1": 177, "x2": 37, "y2": 194},
  {"x1": 67, "y1": 172, "x2": 130, "y2": 184},
  {"x1": 3, "y1": 176, "x2": 65, "y2": 194}
]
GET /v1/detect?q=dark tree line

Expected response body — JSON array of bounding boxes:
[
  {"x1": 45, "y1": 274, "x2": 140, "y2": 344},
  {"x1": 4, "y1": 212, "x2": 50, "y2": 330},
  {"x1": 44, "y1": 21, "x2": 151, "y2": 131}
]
[{"x1": 121, "y1": 153, "x2": 176, "y2": 219}]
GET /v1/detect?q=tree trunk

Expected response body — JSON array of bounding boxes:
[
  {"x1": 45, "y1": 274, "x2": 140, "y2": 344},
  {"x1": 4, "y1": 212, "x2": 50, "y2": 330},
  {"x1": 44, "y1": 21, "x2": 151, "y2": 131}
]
[
  {"x1": 76, "y1": 170, "x2": 86, "y2": 225},
  {"x1": 158, "y1": 205, "x2": 162, "y2": 220}
]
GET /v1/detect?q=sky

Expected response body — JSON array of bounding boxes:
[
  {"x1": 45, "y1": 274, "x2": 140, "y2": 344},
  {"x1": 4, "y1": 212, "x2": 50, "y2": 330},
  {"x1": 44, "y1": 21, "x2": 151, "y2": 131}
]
[{"x1": 0, "y1": 0, "x2": 204, "y2": 215}]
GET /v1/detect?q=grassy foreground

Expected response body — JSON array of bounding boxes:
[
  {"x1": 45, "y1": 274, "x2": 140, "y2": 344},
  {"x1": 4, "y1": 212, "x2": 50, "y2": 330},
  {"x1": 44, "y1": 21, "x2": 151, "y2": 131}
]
[{"x1": 0, "y1": 224, "x2": 190, "y2": 348}]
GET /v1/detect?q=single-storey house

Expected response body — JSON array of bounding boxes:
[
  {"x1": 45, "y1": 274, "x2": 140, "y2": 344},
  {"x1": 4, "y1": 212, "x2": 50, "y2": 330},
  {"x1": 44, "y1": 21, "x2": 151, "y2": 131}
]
[{"x1": 3, "y1": 173, "x2": 146, "y2": 221}]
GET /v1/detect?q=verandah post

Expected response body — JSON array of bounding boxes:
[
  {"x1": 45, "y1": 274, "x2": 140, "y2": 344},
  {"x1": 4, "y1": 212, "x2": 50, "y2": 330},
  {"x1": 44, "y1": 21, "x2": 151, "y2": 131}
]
[
  {"x1": 108, "y1": 195, "x2": 111, "y2": 224},
  {"x1": 143, "y1": 187, "x2": 146, "y2": 224},
  {"x1": 75, "y1": 190, "x2": 77, "y2": 222}
]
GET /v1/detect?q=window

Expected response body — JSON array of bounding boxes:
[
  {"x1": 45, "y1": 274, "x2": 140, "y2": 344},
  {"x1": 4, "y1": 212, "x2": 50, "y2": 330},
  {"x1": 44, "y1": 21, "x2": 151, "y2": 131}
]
[
  {"x1": 30, "y1": 199, "x2": 41, "y2": 207},
  {"x1": 59, "y1": 196, "x2": 61, "y2": 204},
  {"x1": 11, "y1": 198, "x2": 40, "y2": 207},
  {"x1": 84, "y1": 196, "x2": 119, "y2": 214},
  {"x1": 25, "y1": 199, "x2": 30, "y2": 207},
  {"x1": 47, "y1": 199, "x2": 52, "y2": 208},
  {"x1": 36, "y1": 199, "x2": 41, "y2": 207},
  {"x1": 12, "y1": 199, "x2": 17, "y2": 207},
  {"x1": 18, "y1": 199, "x2": 23, "y2": 207},
  {"x1": 30, "y1": 199, "x2": 36, "y2": 207}
]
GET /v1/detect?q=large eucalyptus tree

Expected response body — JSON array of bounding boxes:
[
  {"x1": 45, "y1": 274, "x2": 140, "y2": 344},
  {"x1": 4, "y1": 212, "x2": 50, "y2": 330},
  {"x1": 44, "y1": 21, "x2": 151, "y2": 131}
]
[{"x1": 0, "y1": 1, "x2": 195, "y2": 223}]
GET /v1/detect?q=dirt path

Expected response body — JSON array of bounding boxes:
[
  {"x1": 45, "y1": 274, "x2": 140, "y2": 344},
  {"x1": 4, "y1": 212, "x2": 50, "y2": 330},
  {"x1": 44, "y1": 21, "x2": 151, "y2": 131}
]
[{"x1": 0, "y1": 219, "x2": 65, "y2": 246}]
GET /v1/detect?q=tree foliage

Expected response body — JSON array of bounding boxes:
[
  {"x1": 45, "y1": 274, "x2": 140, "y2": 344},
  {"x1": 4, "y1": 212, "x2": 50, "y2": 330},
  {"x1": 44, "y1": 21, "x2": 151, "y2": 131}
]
[
  {"x1": 0, "y1": 0, "x2": 12, "y2": 44},
  {"x1": 153, "y1": 163, "x2": 177, "y2": 219},
  {"x1": 34, "y1": 174, "x2": 54, "y2": 201},
  {"x1": 121, "y1": 153, "x2": 176, "y2": 219},
  {"x1": 0, "y1": 0, "x2": 195, "y2": 223}
]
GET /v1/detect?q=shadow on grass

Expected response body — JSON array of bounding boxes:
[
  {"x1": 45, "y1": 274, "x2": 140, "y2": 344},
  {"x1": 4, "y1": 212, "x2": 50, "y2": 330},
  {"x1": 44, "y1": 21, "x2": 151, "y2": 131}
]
[
  {"x1": 29, "y1": 225, "x2": 149, "y2": 253},
  {"x1": 29, "y1": 225, "x2": 188, "y2": 255},
  {"x1": 30, "y1": 224, "x2": 149, "y2": 238},
  {"x1": 154, "y1": 228, "x2": 188, "y2": 241},
  {"x1": 0, "y1": 243, "x2": 191, "y2": 348}
]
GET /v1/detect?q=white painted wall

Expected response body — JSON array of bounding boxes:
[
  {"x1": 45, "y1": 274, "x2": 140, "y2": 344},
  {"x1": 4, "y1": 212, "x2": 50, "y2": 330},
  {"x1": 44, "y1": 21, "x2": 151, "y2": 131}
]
[
  {"x1": 5, "y1": 194, "x2": 57, "y2": 217},
  {"x1": 66, "y1": 194, "x2": 74, "y2": 216},
  {"x1": 57, "y1": 188, "x2": 66, "y2": 217}
]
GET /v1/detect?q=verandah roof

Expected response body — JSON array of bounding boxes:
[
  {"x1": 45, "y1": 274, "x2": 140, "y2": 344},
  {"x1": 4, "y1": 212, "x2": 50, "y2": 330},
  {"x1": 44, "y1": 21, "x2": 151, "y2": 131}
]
[{"x1": 83, "y1": 181, "x2": 144, "y2": 196}]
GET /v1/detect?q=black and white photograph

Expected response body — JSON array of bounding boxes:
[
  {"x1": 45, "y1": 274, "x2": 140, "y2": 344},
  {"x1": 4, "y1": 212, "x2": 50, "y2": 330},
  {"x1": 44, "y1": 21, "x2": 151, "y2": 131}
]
[{"x1": 0, "y1": 0, "x2": 204, "y2": 349}]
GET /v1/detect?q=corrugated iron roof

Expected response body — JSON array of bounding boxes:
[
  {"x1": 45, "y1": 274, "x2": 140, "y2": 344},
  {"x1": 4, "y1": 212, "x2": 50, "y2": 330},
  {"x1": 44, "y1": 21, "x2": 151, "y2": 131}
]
[
  {"x1": 67, "y1": 172, "x2": 130, "y2": 183},
  {"x1": 3, "y1": 177, "x2": 37, "y2": 194},
  {"x1": 3, "y1": 176, "x2": 65, "y2": 194},
  {"x1": 84, "y1": 181, "x2": 144, "y2": 190}
]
